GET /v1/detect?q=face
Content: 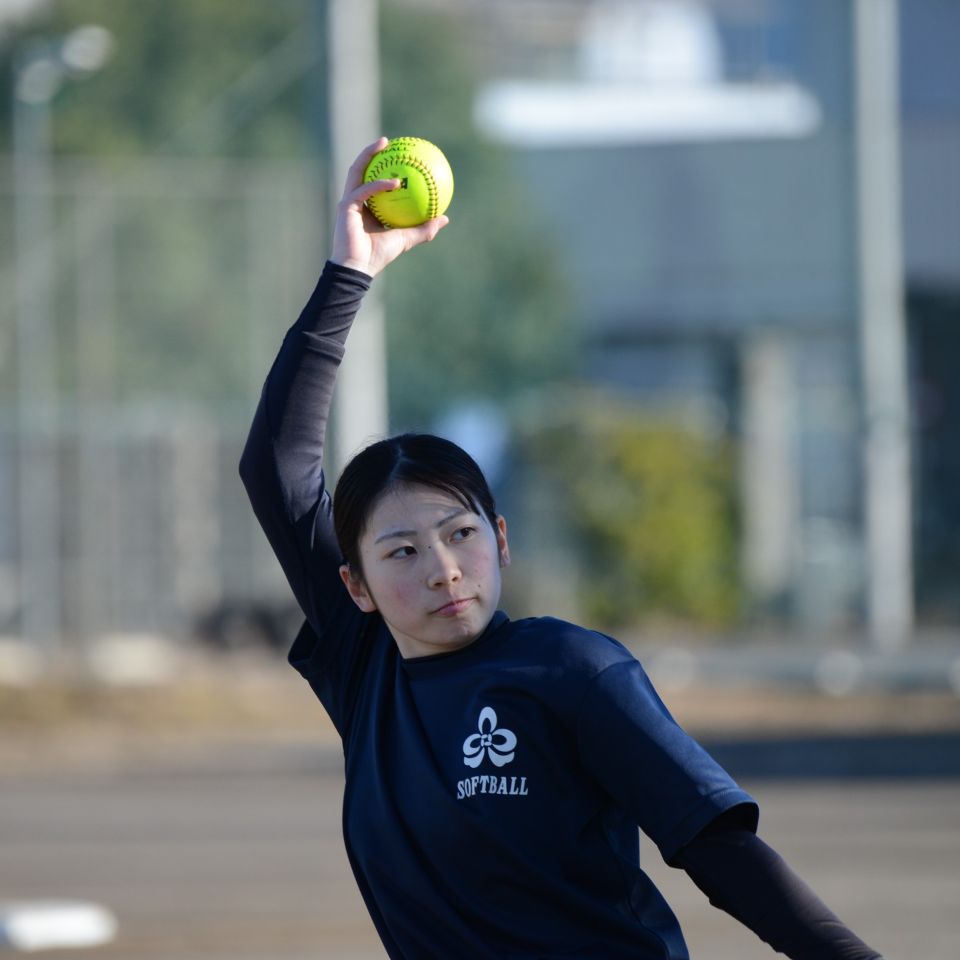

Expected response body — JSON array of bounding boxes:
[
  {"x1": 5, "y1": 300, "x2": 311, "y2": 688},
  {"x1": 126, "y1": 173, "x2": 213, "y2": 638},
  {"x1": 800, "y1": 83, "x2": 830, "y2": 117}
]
[{"x1": 338, "y1": 484, "x2": 510, "y2": 659}]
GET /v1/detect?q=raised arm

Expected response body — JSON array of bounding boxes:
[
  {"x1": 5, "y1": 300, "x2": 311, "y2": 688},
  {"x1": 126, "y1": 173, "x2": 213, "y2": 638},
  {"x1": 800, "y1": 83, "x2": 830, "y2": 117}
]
[{"x1": 239, "y1": 138, "x2": 448, "y2": 645}]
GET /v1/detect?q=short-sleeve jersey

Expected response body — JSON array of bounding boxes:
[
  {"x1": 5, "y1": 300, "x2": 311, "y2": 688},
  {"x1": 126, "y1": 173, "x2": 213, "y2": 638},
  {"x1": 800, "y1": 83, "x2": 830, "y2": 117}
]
[
  {"x1": 241, "y1": 262, "x2": 758, "y2": 960},
  {"x1": 290, "y1": 612, "x2": 756, "y2": 959}
]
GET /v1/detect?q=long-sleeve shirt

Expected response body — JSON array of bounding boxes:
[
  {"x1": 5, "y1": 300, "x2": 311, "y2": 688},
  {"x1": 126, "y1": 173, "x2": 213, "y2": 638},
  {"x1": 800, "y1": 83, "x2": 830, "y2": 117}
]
[{"x1": 240, "y1": 261, "x2": 881, "y2": 960}]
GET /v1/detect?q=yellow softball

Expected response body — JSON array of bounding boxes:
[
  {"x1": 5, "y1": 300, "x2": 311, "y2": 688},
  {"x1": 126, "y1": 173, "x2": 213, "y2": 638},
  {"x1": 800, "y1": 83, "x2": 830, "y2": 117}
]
[{"x1": 363, "y1": 137, "x2": 454, "y2": 229}]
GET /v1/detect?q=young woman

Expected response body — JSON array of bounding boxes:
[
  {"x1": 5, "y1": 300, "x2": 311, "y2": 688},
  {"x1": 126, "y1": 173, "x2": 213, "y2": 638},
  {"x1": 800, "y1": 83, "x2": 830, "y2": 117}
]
[{"x1": 241, "y1": 138, "x2": 882, "y2": 960}]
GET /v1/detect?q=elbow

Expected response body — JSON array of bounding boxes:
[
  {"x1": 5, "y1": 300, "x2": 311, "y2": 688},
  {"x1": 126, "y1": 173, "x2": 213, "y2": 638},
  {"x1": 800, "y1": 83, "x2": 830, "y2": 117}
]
[
  {"x1": 239, "y1": 397, "x2": 270, "y2": 493},
  {"x1": 238, "y1": 438, "x2": 262, "y2": 495}
]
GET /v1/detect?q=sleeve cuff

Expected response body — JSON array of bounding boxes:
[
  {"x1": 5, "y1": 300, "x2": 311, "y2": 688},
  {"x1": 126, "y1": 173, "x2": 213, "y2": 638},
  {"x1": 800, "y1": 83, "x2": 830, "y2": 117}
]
[{"x1": 325, "y1": 260, "x2": 374, "y2": 285}]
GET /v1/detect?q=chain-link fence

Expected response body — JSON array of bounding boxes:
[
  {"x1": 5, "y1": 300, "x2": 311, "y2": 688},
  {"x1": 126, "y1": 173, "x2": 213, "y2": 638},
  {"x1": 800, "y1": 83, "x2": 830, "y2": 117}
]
[{"x1": 1, "y1": 157, "x2": 328, "y2": 658}]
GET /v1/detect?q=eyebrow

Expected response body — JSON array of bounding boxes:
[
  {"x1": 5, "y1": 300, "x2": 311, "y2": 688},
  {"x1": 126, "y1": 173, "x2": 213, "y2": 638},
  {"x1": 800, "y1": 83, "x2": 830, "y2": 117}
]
[{"x1": 373, "y1": 508, "x2": 472, "y2": 545}]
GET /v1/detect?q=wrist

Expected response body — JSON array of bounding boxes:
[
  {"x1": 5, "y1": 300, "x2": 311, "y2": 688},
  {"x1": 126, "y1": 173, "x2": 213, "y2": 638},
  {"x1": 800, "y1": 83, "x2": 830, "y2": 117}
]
[{"x1": 328, "y1": 257, "x2": 375, "y2": 280}]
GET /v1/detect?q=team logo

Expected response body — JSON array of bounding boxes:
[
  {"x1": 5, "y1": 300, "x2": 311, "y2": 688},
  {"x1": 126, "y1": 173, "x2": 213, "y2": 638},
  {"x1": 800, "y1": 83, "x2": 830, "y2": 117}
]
[{"x1": 462, "y1": 706, "x2": 516, "y2": 768}]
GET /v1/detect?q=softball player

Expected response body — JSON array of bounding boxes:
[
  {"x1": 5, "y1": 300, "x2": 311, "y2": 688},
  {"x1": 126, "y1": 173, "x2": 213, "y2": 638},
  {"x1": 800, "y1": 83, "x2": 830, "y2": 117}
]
[{"x1": 240, "y1": 138, "x2": 882, "y2": 959}]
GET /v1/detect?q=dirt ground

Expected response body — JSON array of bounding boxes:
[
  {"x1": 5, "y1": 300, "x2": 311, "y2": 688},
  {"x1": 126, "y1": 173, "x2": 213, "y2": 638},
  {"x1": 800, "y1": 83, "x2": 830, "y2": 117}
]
[
  {"x1": 2, "y1": 646, "x2": 959, "y2": 770},
  {"x1": 3, "y1": 650, "x2": 960, "y2": 958}
]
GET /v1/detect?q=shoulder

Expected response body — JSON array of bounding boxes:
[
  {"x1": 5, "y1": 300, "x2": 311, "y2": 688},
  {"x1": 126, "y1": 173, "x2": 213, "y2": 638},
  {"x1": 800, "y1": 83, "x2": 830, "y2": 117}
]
[
  {"x1": 500, "y1": 617, "x2": 673, "y2": 722},
  {"x1": 503, "y1": 615, "x2": 637, "y2": 679}
]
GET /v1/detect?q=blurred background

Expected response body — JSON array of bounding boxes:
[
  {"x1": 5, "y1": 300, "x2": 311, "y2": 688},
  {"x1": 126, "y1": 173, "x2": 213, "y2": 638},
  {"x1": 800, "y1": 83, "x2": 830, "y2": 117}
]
[{"x1": 0, "y1": 1, "x2": 958, "y2": 958}]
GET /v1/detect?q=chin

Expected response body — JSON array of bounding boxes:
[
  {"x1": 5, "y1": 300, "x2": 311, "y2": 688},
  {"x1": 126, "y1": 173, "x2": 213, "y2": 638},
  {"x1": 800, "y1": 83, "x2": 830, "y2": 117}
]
[
  {"x1": 392, "y1": 608, "x2": 492, "y2": 659},
  {"x1": 437, "y1": 616, "x2": 485, "y2": 648},
  {"x1": 440, "y1": 625, "x2": 481, "y2": 647}
]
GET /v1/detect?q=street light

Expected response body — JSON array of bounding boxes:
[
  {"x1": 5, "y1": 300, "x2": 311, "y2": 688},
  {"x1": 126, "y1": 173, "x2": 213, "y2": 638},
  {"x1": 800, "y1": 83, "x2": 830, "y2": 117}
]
[
  {"x1": 15, "y1": 24, "x2": 113, "y2": 102},
  {"x1": 12, "y1": 24, "x2": 113, "y2": 655}
]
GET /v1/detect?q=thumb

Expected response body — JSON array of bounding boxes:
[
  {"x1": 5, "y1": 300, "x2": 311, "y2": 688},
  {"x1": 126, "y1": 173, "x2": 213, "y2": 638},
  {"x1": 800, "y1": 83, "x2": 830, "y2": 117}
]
[
  {"x1": 401, "y1": 215, "x2": 450, "y2": 250},
  {"x1": 366, "y1": 215, "x2": 450, "y2": 276}
]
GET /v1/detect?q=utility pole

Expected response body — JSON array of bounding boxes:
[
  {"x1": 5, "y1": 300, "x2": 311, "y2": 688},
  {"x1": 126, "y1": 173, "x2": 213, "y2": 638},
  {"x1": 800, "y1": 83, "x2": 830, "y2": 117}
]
[
  {"x1": 11, "y1": 27, "x2": 114, "y2": 656},
  {"x1": 13, "y1": 42, "x2": 61, "y2": 656},
  {"x1": 853, "y1": 0, "x2": 913, "y2": 649},
  {"x1": 319, "y1": 0, "x2": 388, "y2": 471}
]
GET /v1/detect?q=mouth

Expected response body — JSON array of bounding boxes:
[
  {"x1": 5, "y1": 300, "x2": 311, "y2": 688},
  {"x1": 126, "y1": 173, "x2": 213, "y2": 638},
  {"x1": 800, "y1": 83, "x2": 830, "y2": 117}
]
[{"x1": 432, "y1": 597, "x2": 475, "y2": 616}]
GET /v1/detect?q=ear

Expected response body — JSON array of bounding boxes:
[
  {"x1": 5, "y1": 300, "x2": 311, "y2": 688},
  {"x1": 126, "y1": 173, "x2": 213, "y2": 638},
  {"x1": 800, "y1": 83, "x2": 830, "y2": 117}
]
[
  {"x1": 495, "y1": 515, "x2": 511, "y2": 568},
  {"x1": 339, "y1": 564, "x2": 378, "y2": 613}
]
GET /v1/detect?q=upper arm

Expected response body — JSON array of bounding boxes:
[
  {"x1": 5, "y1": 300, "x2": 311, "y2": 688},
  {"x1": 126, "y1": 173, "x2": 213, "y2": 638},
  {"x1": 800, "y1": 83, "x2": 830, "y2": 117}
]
[
  {"x1": 576, "y1": 660, "x2": 758, "y2": 862},
  {"x1": 239, "y1": 263, "x2": 374, "y2": 727},
  {"x1": 240, "y1": 436, "x2": 373, "y2": 732},
  {"x1": 240, "y1": 401, "x2": 343, "y2": 620}
]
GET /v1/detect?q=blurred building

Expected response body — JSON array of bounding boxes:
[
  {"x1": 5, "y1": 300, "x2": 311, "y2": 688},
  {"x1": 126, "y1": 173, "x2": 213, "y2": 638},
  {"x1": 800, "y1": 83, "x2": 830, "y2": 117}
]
[
  {"x1": 1, "y1": 0, "x2": 957, "y2": 660},
  {"x1": 461, "y1": 0, "x2": 960, "y2": 637}
]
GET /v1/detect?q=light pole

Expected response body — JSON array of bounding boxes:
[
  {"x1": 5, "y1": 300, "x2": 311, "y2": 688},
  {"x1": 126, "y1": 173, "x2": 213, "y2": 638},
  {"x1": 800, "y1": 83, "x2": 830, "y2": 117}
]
[
  {"x1": 853, "y1": 0, "x2": 913, "y2": 650},
  {"x1": 321, "y1": 0, "x2": 388, "y2": 470},
  {"x1": 12, "y1": 24, "x2": 113, "y2": 655}
]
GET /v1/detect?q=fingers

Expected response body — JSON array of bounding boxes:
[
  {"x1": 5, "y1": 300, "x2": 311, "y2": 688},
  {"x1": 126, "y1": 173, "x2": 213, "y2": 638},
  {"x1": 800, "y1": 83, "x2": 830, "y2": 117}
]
[
  {"x1": 400, "y1": 215, "x2": 450, "y2": 249},
  {"x1": 349, "y1": 176, "x2": 401, "y2": 207},
  {"x1": 343, "y1": 136, "x2": 389, "y2": 195},
  {"x1": 362, "y1": 215, "x2": 449, "y2": 276}
]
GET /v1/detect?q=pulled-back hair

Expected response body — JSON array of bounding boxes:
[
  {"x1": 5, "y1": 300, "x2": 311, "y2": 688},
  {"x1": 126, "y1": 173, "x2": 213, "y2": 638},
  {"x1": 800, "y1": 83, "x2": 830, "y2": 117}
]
[{"x1": 333, "y1": 433, "x2": 498, "y2": 577}]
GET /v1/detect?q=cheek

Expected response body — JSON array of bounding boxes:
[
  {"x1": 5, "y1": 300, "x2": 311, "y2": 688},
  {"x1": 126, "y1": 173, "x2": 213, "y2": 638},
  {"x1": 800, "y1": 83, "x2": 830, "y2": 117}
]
[
  {"x1": 468, "y1": 543, "x2": 500, "y2": 581},
  {"x1": 392, "y1": 584, "x2": 416, "y2": 605},
  {"x1": 383, "y1": 577, "x2": 419, "y2": 610},
  {"x1": 362, "y1": 567, "x2": 419, "y2": 615}
]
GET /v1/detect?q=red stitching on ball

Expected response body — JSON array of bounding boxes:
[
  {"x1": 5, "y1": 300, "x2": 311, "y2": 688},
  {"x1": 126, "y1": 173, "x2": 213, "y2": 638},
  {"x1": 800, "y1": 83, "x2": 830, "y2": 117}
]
[{"x1": 367, "y1": 139, "x2": 441, "y2": 223}]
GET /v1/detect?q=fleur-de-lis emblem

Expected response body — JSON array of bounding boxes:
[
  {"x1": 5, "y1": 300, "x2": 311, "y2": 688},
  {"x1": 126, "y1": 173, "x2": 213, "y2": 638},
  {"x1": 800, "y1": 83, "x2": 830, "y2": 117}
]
[{"x1": 463, "y1": 706, "x2": 516, "y2": 768}]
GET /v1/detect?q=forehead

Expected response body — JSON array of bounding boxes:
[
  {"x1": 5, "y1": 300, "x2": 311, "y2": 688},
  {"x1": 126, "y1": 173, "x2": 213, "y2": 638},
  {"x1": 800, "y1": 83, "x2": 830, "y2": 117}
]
[{"x1": 364, "y1": 484, "x2": 474, "y2": 536}]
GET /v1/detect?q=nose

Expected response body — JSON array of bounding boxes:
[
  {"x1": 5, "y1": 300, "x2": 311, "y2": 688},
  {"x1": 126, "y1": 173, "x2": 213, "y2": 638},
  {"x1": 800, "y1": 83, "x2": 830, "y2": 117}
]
[{"x1": 427, "y1": 543, "x2": 461, "y2": 588}]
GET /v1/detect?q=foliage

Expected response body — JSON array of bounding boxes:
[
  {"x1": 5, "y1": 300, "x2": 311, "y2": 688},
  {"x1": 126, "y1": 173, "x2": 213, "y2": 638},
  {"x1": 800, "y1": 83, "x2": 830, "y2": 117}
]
[
  {"x1": 376, "y1": 1, "x2": 576, "y2": 429},
  {"x1": 0, "y1": 0, "x2": 312, "y2": 157},
  {"x1": 0, "y1": 1, "x2": 316, "y2": 413},
  {"x1": 514, "y1": 389, "x2": 742, "y2": 631},
  {"x1": 0, "y1": 0, "x2": 575, "y2": 424}
]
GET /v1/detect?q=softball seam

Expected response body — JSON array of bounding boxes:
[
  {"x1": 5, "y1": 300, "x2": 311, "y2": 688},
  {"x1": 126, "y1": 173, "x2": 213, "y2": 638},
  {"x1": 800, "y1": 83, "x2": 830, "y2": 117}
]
[{"x1": 367, "y1": 142, "x2": 440, "y2": 222}]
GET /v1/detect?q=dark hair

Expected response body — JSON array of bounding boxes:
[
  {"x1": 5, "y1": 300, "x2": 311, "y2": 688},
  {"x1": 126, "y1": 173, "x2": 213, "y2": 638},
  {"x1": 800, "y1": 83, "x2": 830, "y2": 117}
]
[{"x1": 333, "y1": 433, "x2": 498, "y2": 577}]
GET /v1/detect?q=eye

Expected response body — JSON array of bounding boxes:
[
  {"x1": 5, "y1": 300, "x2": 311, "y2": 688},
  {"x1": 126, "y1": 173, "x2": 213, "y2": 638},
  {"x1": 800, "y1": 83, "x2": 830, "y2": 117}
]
[
  {"x1": 387, "y1": 545, "x2": 416, "y2": 559},
  {"x1": 451, "y1": 526, "x2": 477, "y2": 542}
]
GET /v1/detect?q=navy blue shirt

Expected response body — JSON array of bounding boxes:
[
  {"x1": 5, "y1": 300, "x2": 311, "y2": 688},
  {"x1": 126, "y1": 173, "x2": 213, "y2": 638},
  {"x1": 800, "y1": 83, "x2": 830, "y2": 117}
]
[{"x1": 241, "y1": 262, "x2": 758, "y2": 959}]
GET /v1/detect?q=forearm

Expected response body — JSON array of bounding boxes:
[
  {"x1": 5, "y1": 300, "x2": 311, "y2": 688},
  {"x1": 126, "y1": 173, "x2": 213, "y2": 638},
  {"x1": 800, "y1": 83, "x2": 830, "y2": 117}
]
[
  {"x1": 239, "y1": 261, "x2": 372, "y2": 626},
  {"x1": 242, "y1": 133, "x2": 446, "y2": 511},
  {"x1": 240, "y1": 261, "x2": 371, "y2": 518},
  {"x1": 674, "y1": 828, "x2": 882, "y2": 959}
]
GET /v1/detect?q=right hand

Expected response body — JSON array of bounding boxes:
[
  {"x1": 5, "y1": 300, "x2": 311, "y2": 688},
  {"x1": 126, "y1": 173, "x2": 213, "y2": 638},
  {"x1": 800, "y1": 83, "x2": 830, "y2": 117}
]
[{"x1": 330, "y1": 136, "x2": 449, "y2": 277}]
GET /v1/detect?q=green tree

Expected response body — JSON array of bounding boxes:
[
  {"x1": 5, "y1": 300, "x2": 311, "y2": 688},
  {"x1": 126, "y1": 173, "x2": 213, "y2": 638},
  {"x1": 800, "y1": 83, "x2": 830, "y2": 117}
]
[
  {"x1": 377, "y1": 1, "x2": 576, "y2": 428},
  {"x1": 516, "y1": 389, "x2": 742, "y2": 631},
  {"x1": 0, "y1": 0, "x2": 574, "y2": 420},
  {"x1": 0, "y1": 0, "x2": 312, "y2": 157}
]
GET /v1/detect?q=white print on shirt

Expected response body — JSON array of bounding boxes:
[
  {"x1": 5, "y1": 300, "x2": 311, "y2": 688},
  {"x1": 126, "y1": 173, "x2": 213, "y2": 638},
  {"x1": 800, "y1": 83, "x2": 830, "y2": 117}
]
[
  {"x1": 462, "y1": 706, "x2": 516, "y2": 768},
  {"x1": 457, "y1": 774, "x2": 528, "y2": 799},
  {"x1": 458, "y1": 707, "x2": 528, "y2": 800}
]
